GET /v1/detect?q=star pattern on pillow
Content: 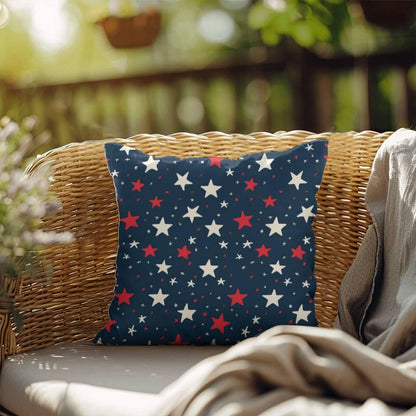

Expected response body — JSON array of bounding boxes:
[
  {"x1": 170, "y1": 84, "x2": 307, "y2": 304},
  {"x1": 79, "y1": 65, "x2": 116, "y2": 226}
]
[{"x1": 95, "y1": 140, "x2": 328, "y2": 345}]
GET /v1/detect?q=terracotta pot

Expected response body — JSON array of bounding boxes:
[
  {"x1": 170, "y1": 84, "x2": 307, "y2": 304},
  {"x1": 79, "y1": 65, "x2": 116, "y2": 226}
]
[
  {"x1": 359, "y1": 0, "x2": 416, "y2": 27},
  {"x1": 97, "y1": 6, "x2": 161, "y2": 49}
]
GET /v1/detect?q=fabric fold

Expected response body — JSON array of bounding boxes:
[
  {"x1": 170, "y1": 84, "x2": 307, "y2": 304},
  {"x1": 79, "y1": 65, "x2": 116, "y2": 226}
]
[{"x1": 153, "y1": 326, "x2": 416, "y2": 416}]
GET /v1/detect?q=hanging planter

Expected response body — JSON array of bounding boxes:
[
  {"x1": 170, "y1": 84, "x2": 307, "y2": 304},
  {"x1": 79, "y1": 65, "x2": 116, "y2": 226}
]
[
  {"x1": 358, "y1": 0, "x2": 416, "y2": 28},
  {"x1": 96, "y1": 5, "x2": 161, "y2": 49}
]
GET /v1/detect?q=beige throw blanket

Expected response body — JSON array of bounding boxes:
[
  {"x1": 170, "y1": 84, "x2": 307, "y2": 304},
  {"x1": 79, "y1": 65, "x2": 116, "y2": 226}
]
[
  {"x1": 335, "y1": 128, "x2": 416, "y2": 362},
  {"x1": 152, "y1": 129, "x2": 416, "y2": 416},
  {"x1": 153, "y1": 326, "x2": 416, "y2": 415}
]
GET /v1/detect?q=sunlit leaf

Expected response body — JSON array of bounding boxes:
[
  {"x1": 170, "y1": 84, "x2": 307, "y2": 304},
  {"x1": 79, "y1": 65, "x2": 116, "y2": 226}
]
[
  {"x1": 309, "y1": 15, "x2": 331, "y2": 41},
  {"x1": 248, "y1": 3, "x2": 274, "y2": 29},
  {"x1": 270, "y1": 12, "x2": 292, "y2": 34},
  {"x1": 309, "y1": 1, "x2": 332, "y2": 23},
  {"x1": 261, "y1": 28, "x2": 282, "y2": 45},
  {"x1": 292, "y1": 21, "x2": 315, "y2": 47}
]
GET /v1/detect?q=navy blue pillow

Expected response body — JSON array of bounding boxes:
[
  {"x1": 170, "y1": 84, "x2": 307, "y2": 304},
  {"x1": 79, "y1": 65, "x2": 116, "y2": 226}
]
[{"x1": 95, "y1": 140, "x2": 328, "y2": 345}]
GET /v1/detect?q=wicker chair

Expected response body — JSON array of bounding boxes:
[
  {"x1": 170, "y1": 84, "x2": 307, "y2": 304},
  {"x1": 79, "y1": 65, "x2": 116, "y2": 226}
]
[{"x1": 0, "y1": 130, "x2": 391, "y2": 415}]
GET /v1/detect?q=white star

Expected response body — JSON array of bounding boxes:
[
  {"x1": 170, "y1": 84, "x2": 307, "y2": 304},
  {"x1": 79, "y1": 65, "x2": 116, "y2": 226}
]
[
  {"x1": 226, "y1": 169, "x2": 234, "y2": 176},
  {"x1": 297, "y1": 205, "x2": 315, "y2": 222},
  {"x1": 292, "y1": 304, "x2": 311, "y2": 324},
  {"x1": 236, "y1": 254, "x2": 243, "y2": 260},
  {"x1": 219, "y1": 241, "x2": 228, "y2": 249},
  {"x1": 178, "y1": 303, "x2": 196, "y2": 322},
  {"x1": 241, "y1": 326, "x2": 250, "y2": 337},
  {"x1": 187, "y1": 280, "x2": 195, "y2": 288},
  {"x1": 170, "y1": 277, "x2": 178, "y2": 285},
  {"x1": 175, "y1": 172, "x2": 193, "y2": 190},
  {"x1": 220, "y1": 200, "x2": 228, "y2": 208},
  {"x1": 306, "y1": 143, "x2": 314, "y2": 151},
  {"x1": 256, "y1": 153, "x2": 274, "y2": 171},
  {"x1": 302, "y1": 280, "x2": 310, "y2": 288},
  {"x1": 138, "y1": 315, "x2": 146, "y2": 323},
  {"x1": 123, "y1": 253, "x2": 130, "y2": 260},
  {"x1": 120, "y1": 145, "x2": 134, "y2": 155},
  {"x1": 110, "y1": 170, "x2": 119, "y2": 177},
  {"x1": 284, "y1": 278, "x2": 292, "y2": 286},
  {"x1": 128, "y1": 325, "x2": 137, "y2": 336},
  {"x1": 288, "y1": 171, "x2": 307, "y2": 190},
  {"x1": 142, "y1": 155, "x2": 160, "y2": 172},
  {"x1": 199, "y1": 259, "x2": 218, "y2": 277},
  {"x1": 153, "y1": 217, "x2": 173, "y2": 236},
  {"x1": 266, "y1": 217, "x2": 287, "y2": 236},
  {"x1": 156, "y1": 260, "x2": 171, "y2": 274},
  {"x1": 183, "y1": 206, "x2": 202, "y2": 223},
  {"x1": 270, "y1": 260, "x2": 286, "y2": 275},
  {"x1": 303, "y1": 236, "x2": 311, "y2": 245},
  {"x1": 149, "y1": 289, "x2": 169, "y2": 306},
  {"x1": 217, "y1": 278, "x2": 225, "y2": 285},
  {"x1": 130, "y1": 240, "x2": 139, "y2": 248},
  {"x1": 205, "y1": 220, "x2": 223, "y2": 237},
  {"x1": 263, "y1": 289, "x2": 284, "y2": 307},
  {"x1": 252, "y1": 316, "x2": 260, "y2": 324},
  {"x1": 188, "y1": 236, "x2": 196, "y2": 245},
  {"x1": 201, "y1": 179, "x2": 222, "y2": 198},
  {"x1": 243, "y1": 240, "x2": 253, "y2": 248}
]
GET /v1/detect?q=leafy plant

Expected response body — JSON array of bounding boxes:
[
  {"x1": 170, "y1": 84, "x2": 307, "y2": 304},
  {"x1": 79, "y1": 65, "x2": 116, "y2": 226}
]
[
  {"x1": 0, "y1": 116, "x2": 73, "y2": 314},
  {"x1": 248, "y1": 0, "x2": 351, "y2": 48}
]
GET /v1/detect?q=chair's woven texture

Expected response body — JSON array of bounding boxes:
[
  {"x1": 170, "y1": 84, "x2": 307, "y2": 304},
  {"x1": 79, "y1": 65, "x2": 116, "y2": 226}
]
[{"x1": 6, "y1": 131, "x2": 390, "y2": 356}]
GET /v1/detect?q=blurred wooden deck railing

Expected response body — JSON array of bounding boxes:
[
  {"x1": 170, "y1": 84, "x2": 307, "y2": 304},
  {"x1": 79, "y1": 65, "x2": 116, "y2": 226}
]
[{"x1": 0, "y1": 46, "x2": 415, "y2": 148}]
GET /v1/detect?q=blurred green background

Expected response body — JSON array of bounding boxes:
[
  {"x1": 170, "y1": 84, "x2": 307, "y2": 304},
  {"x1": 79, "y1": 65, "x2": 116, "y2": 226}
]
[{"x1": 0, "y1": 0, "x2": 415, "y2": 149}]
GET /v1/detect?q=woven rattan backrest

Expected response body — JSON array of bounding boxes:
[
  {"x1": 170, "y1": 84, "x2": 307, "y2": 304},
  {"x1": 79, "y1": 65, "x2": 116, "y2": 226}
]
[{"x1": 11, "y1": 131, "x2": 390, "y2": 355}]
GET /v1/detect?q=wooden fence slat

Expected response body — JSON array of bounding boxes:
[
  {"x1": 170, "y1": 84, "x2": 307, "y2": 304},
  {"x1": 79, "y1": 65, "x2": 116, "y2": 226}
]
[{"x1": 0, "y1": 47, "x2": 415, "y2": 147}]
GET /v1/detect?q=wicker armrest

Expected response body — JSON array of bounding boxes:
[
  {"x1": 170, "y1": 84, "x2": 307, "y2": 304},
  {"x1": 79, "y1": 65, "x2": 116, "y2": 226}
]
[
  {"x1": 0, "y1": 276, "x2": 20, "y2": 362},
  {"x1": 0, "y1": 131, "x2": 391, "y2": 361}
]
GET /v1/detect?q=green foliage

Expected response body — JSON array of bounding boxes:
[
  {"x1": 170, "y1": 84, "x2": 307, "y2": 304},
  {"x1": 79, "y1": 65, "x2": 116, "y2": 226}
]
[{"x1": 248, "y1": 0, "x2": 351, "y2": 48}]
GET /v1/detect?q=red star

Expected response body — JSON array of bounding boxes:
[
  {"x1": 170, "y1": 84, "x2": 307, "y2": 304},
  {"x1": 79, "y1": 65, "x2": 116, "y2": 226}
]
[
  {"x1": 132, "y1": 179, "x2": 145, "y2": 192},
  {"x1": 115, "y1": 288, "x2": 134, "y2": 305},
  {"x1": 211, "y1": 313, "x2": 230, "y2": 334},
  {"x1": 104, "y1": 320, "x2": 117, "y2": 333},
  {"x1": 149, "y1": 196, "x2": 163, "y2": 208},
  {"x1": 227, "y1": 289, "x2": 248, "y2": 306},
  {"x1": 120, "y1": 211, "x2": 139, "y2": 230},
  {"x1": 209, "y1": 157, "x2": 223, "y2": 167},
  {"x1": 255, "y1": 244, "x2": 271, "y2": 257},
  {"x1": 244, "y1": 178, "x2": 258, "y2": 191},
  {"x1": 169, "y1": 334, "x2": 190, "y2": 345},
  {"x1": 291, "y1": 245, "x2": 306, "y2": 259},
  {"x1": 177, "y1": 245, "x2": 191, "y2": 259},
  {"x1": 142, "y1": 244, "x2": 158, "y2": 257},
  {"x1": 233, "y1": 211, "x2": 253, "y2": 230},
  {"x1": 263, "y1": 195, "x2": 277, "y2": 207}
]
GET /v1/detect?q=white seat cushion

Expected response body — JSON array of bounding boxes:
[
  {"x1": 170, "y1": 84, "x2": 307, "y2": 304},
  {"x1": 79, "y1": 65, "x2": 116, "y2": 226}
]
[{"x1": 0, "y1": 341, "x2": 228, "y2": 416}]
